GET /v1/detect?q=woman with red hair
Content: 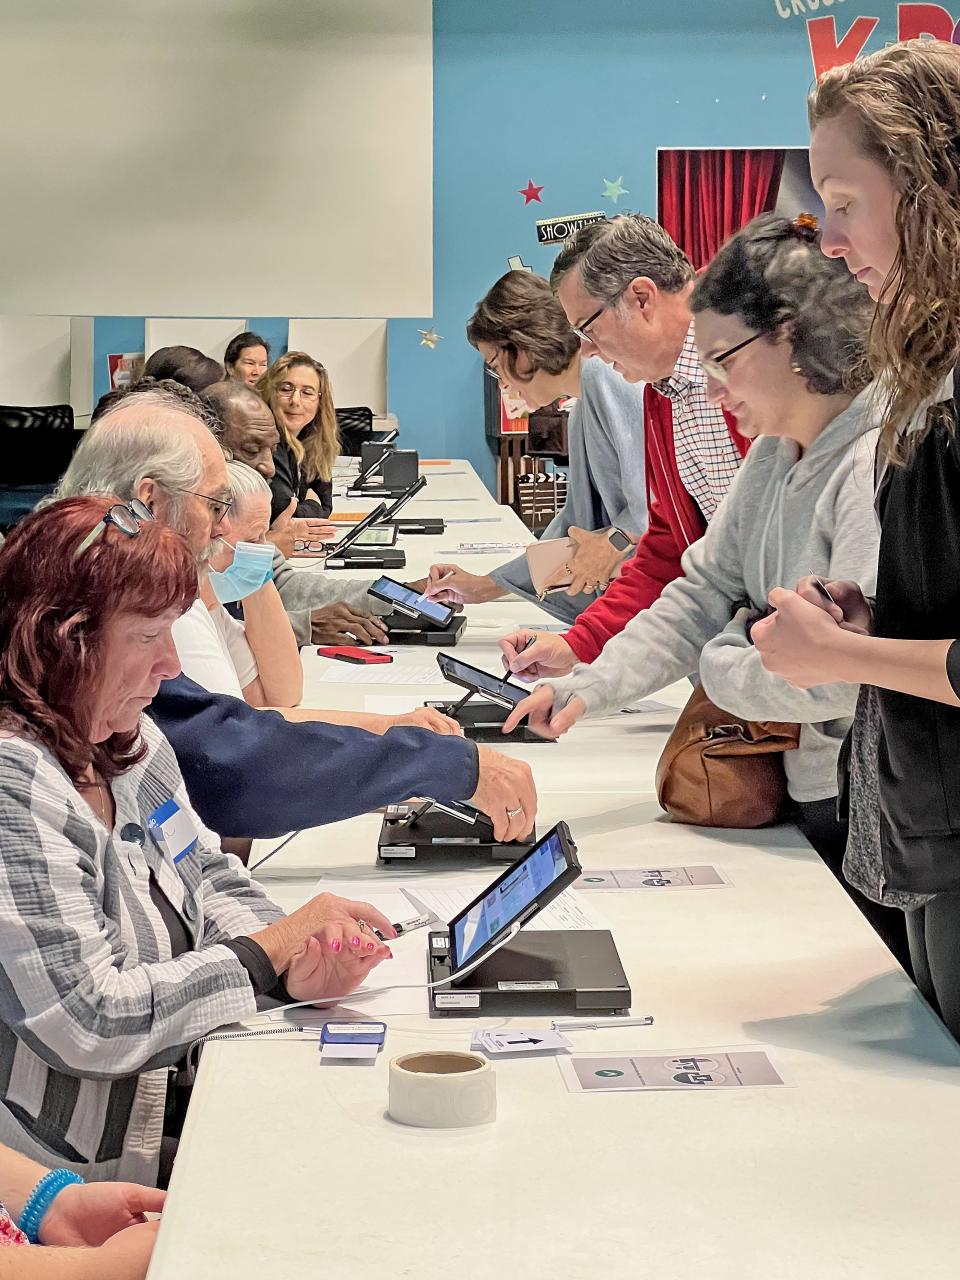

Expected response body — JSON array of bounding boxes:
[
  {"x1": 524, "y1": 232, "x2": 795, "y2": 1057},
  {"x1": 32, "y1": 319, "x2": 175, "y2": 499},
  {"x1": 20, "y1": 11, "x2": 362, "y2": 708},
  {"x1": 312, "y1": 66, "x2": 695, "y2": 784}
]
[{"x1": 0, "y1": 497, "x2": 394, "y2": 1190}]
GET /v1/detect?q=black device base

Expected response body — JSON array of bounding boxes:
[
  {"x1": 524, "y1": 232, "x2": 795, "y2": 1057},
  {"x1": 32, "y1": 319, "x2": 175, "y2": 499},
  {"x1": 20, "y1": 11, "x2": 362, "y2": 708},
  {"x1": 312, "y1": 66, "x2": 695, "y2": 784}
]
[
  {"x1": 347, "y1": 485, "x2": 421, "y2": 501},
  {"x1": 377, "y1": 807, "x2": 536, "y2": 865},
  {"x1": 424, "y1": 696, "x2": 552, "y2": 744},
  {"x1": 324, "y1": 549, "x2": 407, "y2": 571},
  {"x1": 380, "y1": 517, "x2": 445, "y2": 535},
  {"x1": 428, "y1": 929, "x2": 632, "y2": 1017},
  {"x1": 384, "y1": 613, "x2": 465, "y2": 647}
]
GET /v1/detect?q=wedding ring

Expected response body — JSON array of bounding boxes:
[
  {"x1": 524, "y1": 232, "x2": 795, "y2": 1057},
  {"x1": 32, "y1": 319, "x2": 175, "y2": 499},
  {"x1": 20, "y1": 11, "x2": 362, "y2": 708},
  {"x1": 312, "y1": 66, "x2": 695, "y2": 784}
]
[{"x1": 505, "y1": 806, "x2": 523, "y2": 820}]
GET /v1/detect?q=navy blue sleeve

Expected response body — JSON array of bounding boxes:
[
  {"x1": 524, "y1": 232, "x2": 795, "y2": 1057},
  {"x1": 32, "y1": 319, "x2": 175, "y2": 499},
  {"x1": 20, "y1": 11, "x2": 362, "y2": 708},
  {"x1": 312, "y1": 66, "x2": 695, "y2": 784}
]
[{"x1": 147, "y1": 675, "x2": 480, "y2": 839}]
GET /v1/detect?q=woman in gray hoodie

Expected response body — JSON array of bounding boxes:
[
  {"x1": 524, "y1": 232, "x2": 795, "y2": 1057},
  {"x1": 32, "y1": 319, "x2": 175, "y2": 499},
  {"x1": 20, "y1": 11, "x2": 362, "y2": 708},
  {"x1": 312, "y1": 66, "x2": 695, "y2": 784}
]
[{"x1": 504, "y1": 214, "x2": 907, "y2": 962}]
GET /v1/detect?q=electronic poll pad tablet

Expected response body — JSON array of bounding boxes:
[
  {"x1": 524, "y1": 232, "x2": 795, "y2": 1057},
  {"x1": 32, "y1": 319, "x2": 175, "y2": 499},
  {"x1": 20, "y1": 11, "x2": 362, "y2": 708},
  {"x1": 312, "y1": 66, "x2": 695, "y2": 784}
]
[
  {"x1": 435, "y1": 652, "x2": 528, "y2": 709},
  {"x1": 427, "y1": 822, "x2": 631, "y2": 1017},
  {"x1": 446, "y1": 822, "x2": 580, "y2": 973},
  {"x1": 368, "y1": 576, "x2": 453, "y2": 627},
  {"x1": 326, "y1": 502, "x2": 388, "y2": 556}
]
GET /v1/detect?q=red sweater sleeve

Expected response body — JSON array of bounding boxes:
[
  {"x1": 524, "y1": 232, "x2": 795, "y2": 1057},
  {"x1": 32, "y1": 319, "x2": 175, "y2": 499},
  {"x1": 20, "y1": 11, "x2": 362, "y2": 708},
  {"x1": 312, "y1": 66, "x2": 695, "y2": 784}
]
[{"x1": 563, "y1": 487, "x2": 687, "y2": 663}]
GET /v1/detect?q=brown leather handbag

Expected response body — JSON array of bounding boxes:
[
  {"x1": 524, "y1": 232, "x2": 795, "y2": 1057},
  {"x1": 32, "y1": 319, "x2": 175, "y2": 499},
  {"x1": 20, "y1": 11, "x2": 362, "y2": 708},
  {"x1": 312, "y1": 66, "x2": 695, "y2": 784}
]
[{"x1": 655, "y1": 684, "x2": 801, "y2": 828}]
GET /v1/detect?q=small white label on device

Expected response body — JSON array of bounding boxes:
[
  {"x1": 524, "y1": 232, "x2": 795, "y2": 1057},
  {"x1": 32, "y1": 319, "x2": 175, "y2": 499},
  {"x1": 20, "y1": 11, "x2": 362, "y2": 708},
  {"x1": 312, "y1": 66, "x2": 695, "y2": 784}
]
[
  {"x1": 435, "y1": 992, "x2": 480, "y2": 1008},
  {"x1": 431, "y1": 937, "x2": 448, "y2": 950},
  {"x1": 496, "y1": 980, "x2": 559, "y2": 992},
  {"x1": 326, "y1": 1023, "x2": 386, "y2": 1036},
  {"x1": 383, "y1": 846, "x2": 416, "y2": 858}
]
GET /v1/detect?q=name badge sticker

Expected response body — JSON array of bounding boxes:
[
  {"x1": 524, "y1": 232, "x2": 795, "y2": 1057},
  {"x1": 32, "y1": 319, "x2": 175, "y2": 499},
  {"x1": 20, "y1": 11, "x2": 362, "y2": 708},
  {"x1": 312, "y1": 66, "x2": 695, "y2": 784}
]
[{"x1": 147, "y1": 798, "x2": 199, "y2": 865}]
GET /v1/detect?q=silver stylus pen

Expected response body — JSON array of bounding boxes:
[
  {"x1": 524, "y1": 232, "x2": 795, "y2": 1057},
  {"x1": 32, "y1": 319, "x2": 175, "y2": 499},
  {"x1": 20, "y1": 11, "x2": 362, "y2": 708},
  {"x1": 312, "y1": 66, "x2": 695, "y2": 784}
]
[{"x1": 551, "y1": 1016, "x2": 655, "y2": 1031}]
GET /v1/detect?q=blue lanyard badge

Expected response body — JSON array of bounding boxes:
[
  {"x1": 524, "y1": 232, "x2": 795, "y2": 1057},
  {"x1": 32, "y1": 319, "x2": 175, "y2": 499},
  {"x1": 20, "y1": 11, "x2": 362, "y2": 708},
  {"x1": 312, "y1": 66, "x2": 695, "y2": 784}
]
[{"x1": 147, "y1": 798, "x2": 199, "y2": 865}]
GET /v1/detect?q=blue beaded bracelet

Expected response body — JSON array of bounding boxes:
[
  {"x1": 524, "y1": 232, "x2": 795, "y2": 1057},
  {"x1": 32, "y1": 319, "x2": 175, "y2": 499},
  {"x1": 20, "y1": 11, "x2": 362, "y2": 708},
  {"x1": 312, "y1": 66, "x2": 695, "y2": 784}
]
[{"x1": 18, "y1": 1169, "x2": 85, "y2": 1244}]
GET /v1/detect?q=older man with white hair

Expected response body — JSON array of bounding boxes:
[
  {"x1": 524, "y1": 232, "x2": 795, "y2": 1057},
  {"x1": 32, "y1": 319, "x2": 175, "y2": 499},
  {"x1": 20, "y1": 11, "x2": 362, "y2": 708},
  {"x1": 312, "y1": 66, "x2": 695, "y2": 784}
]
[{"x1": 55, "y1": 381, "x2": 537, "y2": 845}]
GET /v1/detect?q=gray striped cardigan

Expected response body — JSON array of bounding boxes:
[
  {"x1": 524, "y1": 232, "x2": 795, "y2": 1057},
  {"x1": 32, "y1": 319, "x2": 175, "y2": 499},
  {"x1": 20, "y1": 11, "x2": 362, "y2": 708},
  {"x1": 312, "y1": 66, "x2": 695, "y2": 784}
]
[{"x1": 0, "y1": 716, "x2": 284, "y2": 1184}]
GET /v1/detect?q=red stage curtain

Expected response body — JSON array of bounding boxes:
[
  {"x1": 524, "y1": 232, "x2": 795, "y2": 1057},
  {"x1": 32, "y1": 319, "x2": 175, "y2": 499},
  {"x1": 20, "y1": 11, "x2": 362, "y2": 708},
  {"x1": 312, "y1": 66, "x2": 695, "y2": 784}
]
[{"x1": 657, "y1": 149, "x2": 786, "y2": 270}]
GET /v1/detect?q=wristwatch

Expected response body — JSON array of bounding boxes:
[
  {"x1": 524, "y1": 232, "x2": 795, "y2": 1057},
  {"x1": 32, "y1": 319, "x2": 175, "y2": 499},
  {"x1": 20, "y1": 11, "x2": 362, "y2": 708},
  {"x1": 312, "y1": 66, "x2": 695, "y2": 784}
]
[{"x1": 606, "y1": 527, "x2": 632, "y2": 552}]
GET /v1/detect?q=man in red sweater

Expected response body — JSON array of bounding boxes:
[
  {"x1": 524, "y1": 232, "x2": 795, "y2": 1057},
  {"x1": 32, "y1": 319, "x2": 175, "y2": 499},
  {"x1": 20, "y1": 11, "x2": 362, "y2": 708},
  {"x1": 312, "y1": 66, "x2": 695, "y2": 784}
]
[{"x1": 500, "y1": 214, "x2": 749, "y2": 679}]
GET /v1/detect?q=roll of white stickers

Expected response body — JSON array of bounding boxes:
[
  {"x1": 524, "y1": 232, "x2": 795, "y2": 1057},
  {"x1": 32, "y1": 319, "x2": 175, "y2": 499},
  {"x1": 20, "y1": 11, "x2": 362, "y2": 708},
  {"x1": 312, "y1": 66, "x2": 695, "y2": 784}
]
[{"x1": 388, "y1": 1051, "x2": 496, "y2": 1128}]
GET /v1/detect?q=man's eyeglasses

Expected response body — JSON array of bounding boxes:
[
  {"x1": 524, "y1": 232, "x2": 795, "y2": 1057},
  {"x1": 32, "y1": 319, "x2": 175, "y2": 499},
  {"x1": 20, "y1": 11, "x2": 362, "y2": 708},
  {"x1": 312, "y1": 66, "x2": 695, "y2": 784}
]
[
  {"x1": 293, "y1": 539, "x2": 329, "y2": 553},
  {"x1": 571, "y1": 304, "x2": 607, "y2": 343},
  {"x1": 276, "y1": 382, "x2": 318, "y2": 402},
  {"x1": 175, "y1": 489, "x2": 233, "y2": 525},
  {"x1": 701, "y1": 332, "x2": 764, "y2": 386},
  {"x1": 74, "y1": 498, "x2": 155, "y2": 558}
]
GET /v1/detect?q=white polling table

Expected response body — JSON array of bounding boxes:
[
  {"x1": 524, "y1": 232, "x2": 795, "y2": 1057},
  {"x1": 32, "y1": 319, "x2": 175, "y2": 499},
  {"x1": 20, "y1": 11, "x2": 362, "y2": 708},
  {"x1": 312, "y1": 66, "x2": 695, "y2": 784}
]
[{"x1": 148, "y1": 458, "x2": 960, "y2": 1280}]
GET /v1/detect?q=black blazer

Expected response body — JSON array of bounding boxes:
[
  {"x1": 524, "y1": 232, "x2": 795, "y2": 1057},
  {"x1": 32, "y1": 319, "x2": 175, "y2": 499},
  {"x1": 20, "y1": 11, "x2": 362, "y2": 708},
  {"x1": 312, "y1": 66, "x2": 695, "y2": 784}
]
[
  {"x1": 269, "y1": 438, "x2": 333, "y2": 522},
  {"x1": 870, "y1": 366, "x2": 960, "y2": 893}
]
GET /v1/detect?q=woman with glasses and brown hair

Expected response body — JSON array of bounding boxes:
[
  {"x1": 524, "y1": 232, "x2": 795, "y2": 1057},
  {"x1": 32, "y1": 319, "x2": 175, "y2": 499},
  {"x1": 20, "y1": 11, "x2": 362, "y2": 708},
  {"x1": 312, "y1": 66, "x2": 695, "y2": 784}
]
[
  {"x1": 0, "y1": 496, "x2": 395, "y2": 1187},
  {"x1": 501, "y1": 214, "x2": 908, "y2": 962},
  {"x1": 257, "y1": 351, "x2": 339, "y2": 521}
]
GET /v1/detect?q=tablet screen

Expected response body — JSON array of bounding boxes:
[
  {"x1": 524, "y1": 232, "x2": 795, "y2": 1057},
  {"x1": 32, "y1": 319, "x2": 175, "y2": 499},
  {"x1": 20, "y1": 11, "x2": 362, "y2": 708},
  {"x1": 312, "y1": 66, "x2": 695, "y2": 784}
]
[
  {"x1": 372, "y1": 577, "x2": 452, "y2": 625},
  {"x1": 352, "y1": 526, "x2": 396, "y2": 546},
  {"x1": 330, "y1": 503, "x2": 388, "y2": 554},
  {"x1": 437, "y1": 654, "x2": 527, "y2": 707},
  {"x1": 450, "y1": 825, "x2": 577, "y2": 970}
]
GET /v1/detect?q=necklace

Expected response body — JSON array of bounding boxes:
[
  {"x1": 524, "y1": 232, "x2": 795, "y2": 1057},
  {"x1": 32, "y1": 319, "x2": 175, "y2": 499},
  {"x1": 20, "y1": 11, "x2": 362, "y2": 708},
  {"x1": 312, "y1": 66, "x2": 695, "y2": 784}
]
[{"x1": 78, "y1": 772, "x2": 110, "y2": 824}]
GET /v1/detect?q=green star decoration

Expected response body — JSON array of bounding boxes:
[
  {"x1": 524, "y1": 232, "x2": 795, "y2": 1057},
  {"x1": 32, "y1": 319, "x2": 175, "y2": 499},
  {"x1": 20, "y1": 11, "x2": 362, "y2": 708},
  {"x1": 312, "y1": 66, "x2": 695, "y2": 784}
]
[
  {"x1": 417, "y1": 326, "x2": 443, "y2": 350},
  {"x1": 602, "y1": 176, "x2": 629, "y2": 203}
]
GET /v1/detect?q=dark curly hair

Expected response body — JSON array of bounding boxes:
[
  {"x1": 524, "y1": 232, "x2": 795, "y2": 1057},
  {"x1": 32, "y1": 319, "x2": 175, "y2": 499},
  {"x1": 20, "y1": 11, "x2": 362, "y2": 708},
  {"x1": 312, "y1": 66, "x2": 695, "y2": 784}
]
[
  {"x1": 91, "y1": 377, "x2": 225, "y2": 438},
  {"x1": 691, "y1": 214, "x2": 873, "y2": 396},
  {"x1": 466, "y1": 271, "x2": 579, "y2": 382}
]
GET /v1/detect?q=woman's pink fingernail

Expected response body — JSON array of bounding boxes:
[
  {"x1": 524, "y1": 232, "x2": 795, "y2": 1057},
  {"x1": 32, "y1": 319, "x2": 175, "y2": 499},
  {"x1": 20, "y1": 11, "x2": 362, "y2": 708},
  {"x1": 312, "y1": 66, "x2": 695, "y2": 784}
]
[
  {"x1": 351, "y1": 935, "x2": 360, "y2": 947},
  {"x1": 331, "y1": 939, "x2": 342, "y2": 953},
  {"x1": 366, "y1": 942, "x2": 375, "y2": 951}
]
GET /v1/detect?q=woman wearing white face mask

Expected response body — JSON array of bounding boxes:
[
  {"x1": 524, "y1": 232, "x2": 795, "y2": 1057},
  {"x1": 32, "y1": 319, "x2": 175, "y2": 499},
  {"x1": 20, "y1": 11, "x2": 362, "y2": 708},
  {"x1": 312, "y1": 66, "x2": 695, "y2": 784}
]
[{"x1": 173, "y1": 462, "x2": 462, "y2": 739}]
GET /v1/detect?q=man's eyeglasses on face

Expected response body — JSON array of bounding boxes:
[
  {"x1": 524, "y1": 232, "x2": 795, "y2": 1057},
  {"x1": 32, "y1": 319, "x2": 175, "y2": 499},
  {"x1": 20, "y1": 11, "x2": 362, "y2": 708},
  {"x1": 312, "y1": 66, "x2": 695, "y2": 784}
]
[
  {"x1": 176, "y1": 489, "x2": 233, "y2": 526},
  {"x1": 277, "y1": 382, "x2": 318, "y2": 402},
  {"x1": 571, "y1": 303, "x2": 607, "y2": 344},
  {"x1": 701, "y1": 332, "x2": 764, "y2": 386},
  {"x1": 74, "y1": 498, "x2": 155, "y2": 558}
]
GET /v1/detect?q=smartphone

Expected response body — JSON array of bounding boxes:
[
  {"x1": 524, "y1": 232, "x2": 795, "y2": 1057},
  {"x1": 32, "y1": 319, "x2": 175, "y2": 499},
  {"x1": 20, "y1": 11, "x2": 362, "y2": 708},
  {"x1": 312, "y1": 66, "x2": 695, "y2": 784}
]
[
  {"x1": 316, "y1": 646, "x2": 394, "y2": 665},
  {"x1": 368, "y1": 575, "x2": 453, "y2": 627},
  {"x1": 436, "y1": 651, "x2": 528, "y2": 709}
]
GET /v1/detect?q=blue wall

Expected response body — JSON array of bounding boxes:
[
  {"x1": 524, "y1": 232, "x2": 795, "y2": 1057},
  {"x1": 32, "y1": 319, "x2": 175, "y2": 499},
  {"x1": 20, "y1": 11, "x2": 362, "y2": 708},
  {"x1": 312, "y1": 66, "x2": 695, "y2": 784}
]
[
  {"x1": 92, "y1": 316, "x2": 291, "y2": 405},
  {"x1": 387, "y1": 0, "x2": 904, "y2": 489},
  {"x1": 94, "y1": 0, "x2": 907, "y2": 486}
]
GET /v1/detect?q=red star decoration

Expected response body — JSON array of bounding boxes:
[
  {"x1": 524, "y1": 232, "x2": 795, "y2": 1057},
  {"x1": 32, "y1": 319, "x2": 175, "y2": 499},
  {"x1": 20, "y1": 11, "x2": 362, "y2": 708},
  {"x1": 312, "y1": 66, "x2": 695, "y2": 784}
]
[{"x1": 518, "y1": 179, "x2": 544, "y2": 205}]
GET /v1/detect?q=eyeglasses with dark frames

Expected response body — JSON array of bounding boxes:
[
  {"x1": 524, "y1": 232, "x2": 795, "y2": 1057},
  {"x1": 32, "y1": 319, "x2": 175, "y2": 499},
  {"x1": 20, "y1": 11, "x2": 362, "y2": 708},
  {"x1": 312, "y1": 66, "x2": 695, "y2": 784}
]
[
  {"x1": 74, "y1": 498, "x2": 155, "y2": 558},
  {"x1": 571, "y1": 303, "x2": 607, "y2": 343},
  {"x1": 701, "y1": 332, "x2": 765, "y2": 386},
  {"x1": 175, "y1": 489, "x2": 233, "y2": 525}
]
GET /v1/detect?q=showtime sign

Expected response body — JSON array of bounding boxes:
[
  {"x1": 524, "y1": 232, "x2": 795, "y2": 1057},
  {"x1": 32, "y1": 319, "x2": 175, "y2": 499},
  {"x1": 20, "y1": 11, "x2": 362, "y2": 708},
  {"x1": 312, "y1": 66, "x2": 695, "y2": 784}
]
[{"x1": 808, "y1": 3, "x2": 960, "y2": 75}]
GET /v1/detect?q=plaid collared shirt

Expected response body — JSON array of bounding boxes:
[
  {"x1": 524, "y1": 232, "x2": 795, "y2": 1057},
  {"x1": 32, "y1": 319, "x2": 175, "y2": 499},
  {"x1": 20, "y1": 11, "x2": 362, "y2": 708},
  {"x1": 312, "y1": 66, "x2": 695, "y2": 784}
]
[
  {"x1": 652, "y1": 322, "x2": 743, "y2": 520},
  {"x1": 0, "y1": 717, "x2": 284, "y2": 1184}
]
